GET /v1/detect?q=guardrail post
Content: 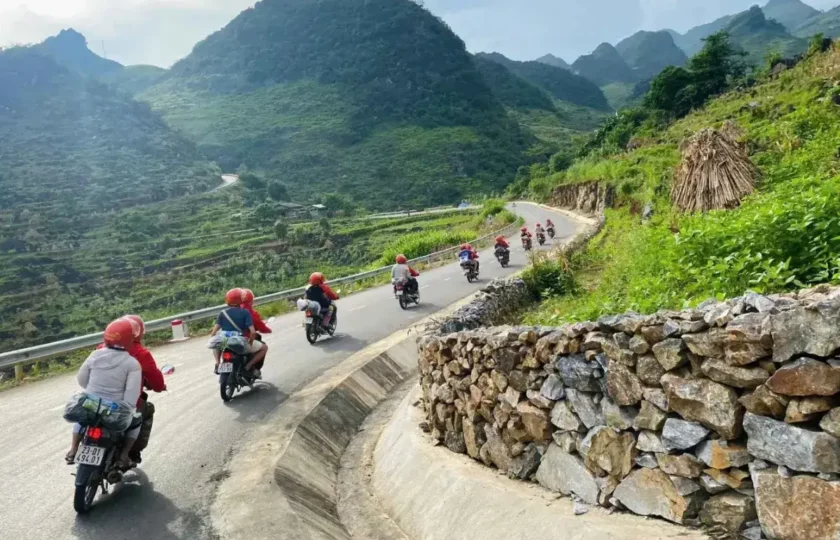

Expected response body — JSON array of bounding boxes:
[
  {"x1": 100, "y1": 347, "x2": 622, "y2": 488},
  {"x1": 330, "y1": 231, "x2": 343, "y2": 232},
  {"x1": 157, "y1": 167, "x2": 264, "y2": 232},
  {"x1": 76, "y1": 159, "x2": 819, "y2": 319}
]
[{"x1": 14, "y1": 363, "x2": 23, "y2": 381}]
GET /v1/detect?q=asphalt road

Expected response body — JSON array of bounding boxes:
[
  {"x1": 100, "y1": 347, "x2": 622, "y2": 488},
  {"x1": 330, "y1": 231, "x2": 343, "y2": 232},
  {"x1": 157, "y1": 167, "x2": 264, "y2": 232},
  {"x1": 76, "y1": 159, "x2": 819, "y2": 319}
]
[{"x1": 0, "y1": 202, "x2": 581, "y2": 540}]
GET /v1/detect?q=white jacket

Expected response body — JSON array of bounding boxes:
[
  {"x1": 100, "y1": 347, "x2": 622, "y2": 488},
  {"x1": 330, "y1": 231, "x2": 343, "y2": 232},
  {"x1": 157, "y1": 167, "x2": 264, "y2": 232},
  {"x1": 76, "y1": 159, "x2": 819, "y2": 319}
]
[{"x1": 77, "y1": 347, "x2": 142, "y2": 406}]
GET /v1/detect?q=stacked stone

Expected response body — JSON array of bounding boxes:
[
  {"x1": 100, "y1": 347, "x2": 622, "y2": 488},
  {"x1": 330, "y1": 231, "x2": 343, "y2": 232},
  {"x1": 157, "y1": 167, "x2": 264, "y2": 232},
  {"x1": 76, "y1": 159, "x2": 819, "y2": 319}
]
[
  {"x1": 437, "y1": 278, "x2": 530, "y2": 335},
  {"x1": 417, "y1": 284, "x2": 840, "y2": 540}
]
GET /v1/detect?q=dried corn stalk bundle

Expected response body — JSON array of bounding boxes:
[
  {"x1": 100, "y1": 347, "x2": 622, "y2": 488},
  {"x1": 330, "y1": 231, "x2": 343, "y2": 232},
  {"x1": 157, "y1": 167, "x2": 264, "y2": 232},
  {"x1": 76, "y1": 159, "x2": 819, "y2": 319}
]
[{"x1": 672, "y1": 127, "x2": 759, "y2": 213}]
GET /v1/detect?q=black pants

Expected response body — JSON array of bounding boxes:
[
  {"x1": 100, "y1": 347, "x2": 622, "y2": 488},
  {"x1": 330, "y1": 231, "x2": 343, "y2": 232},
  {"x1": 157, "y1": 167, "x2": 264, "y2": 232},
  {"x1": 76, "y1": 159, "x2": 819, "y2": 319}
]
[
  {"x1": 406, "y1": 277, "x2": 418, "y2": 294},
  {"x1": 130, "y1": 400, "x2": 154, "y2": 461}
]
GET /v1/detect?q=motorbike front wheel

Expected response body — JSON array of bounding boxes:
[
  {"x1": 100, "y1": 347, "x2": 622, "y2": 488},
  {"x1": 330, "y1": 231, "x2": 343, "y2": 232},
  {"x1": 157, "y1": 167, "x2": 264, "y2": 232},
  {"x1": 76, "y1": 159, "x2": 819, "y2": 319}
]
[
  {"x1": 305, "y1": 323, "x2": 319, "y2": 344},
  {"x1": 220, "y1": 373, "x2": 236, "y2": 402},
  {"x1": 73, "y1": 467, "x2": 101, "y2": 514},
  {"x1": 398, "y1": 295, "x2": 409, "y2": 310}
]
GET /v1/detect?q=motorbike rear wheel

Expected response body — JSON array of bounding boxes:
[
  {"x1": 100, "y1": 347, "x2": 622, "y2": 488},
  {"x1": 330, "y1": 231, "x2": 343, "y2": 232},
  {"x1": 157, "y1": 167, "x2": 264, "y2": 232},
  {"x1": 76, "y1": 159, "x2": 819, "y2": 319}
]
[
  {"x1": 398, "y1": 295, "x2": 409, "y2": 310},
  {"x1": 306, "y1": 323, "x2": 319, "y2": 344},
  {"x1": 73, "y1": 471, "x2": 100, "y2": 514},
  {"x1": 220, "y1": 373, "x2": 236, "y2": 402}
]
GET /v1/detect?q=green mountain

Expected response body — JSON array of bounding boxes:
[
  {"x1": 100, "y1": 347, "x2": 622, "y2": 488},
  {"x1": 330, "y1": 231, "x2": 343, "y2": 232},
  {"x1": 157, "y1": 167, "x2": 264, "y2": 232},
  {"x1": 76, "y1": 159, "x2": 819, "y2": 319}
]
[
  {"x1": 33, "y1": 29, "x2": 123, "y2": 77},
  {"x1": 763, "y1": 0, "x2": 820, "y2": 31},
  {"x1": 571, "y1": 43, "x2": 638, "y2": 86},
  {"x1": 668, "y1": 15, "x2": 735, "y2": 56},
  {"x1": 726, "y1": 5, "x2": 808, "y2": 63},
  {"x1": 474, "y1": 56, "x2": 556, "y2": 112},
  {"x1": 794, "y1": 6, "x2": 840, "y2": 38},
  {"x1": 474, "y1": 55, "x2": 608, "y2": 147},
  {"x1": 0, "y1": 46, "x2": 217, "y2": 230},
  {"x1": 143, "y1": 0, "x2": 533, "y2": 209},
  {"x1": 476, "y1": 52, "x2": 611, "y2": 111},
  {"x1": 615, "y1": 30, "x2": 688, "y2": 80},
  {"x1": 535, "y1": 54, "x2": 571, "y2": 70}
]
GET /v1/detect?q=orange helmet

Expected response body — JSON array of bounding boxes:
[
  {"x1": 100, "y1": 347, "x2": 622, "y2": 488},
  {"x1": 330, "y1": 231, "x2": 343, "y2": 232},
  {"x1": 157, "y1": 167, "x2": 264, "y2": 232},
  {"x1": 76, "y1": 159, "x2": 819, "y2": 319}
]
[
  {"x1": 103, "y1": 318, "x2": 136, "y2": 350},
  {"x1": 495, "y1": 235, "x2": 504, "y2": 243},
  {"x1": 225, "y1": 288, "x2": 243, "y2": 306},
  {"x1": 241, "y1": 289, "x2": 255, "y2": 306},
  {"x1": 395, "y1": 254, "x2": 408, "y2": 264},
  {"x1": 460, "y1": 244, "x2": 469, "y2": 250},
  {"x1": 309, "y1": 272, "x2": 325, "y2": 285},
  {"x1": 122, "y1": 315, "x2": 145, "y2": 342}
]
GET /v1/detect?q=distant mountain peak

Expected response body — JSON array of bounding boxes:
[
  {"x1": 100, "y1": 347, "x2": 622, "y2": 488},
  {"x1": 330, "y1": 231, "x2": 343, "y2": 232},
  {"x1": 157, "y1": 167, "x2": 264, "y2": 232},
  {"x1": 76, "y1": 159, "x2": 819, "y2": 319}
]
[
  {"x1": 36, "y1": 28, "x2": 122, "y2": 76},
  {"x1": 763, "y1": 0, "x2": 820, "y2": 31},
  {"x1": 535, "y1": 54, "x2": 570, "y2": 70},
  {"x1": 572, "y1": 42, "x2": 637, "y2": 86}
]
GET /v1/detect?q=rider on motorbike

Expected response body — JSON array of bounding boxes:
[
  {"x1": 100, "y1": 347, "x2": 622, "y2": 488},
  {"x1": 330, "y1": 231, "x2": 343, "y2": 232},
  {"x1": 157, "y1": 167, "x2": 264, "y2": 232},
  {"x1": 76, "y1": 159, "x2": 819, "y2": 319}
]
[
  {"x1": 494, "y1": 235, "x2": 509, "y2": 250},
  {"x1": 66, "y1": 318, "x2": 143, "y2": 469},
  {"x1": 95, "y1": 315, "x2": 166, "y2": 464},
  {"x1": 305, "y1": 273, "x2": 339, "y2": 327},
  {"x1": 210, "y1": 289, "x2": 264, "y2": 378},
  {"x1": 241, "y1": 289, "x2": 271, "y2": 374},
  {"x1": 520, "y1": 226, "x2": 532, "y2": 240},
  {"x1": 458, "y1": 243, "x2": 480, "y2": 273},
  {"x1": 391, "y1": 254, "x2": 419, "y2": 295},
  {"x1": 546, "y1": 218, "x2": 555, "y2": 230},
  {"x1": 535, "y1": 223, "x2": 546, "y2": 237}
]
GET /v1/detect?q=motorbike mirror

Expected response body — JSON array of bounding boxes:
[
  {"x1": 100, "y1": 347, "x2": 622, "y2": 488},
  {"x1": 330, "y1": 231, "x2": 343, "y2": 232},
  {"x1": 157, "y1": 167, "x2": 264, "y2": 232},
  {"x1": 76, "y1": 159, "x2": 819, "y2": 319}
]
[{"x1": 161, "y1": 364, "x2": 175, "y2": 375}]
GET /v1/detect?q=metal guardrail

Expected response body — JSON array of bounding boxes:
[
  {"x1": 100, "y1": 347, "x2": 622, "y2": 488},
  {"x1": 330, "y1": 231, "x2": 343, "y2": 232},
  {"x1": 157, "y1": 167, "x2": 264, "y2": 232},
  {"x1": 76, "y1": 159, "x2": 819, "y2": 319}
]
[{"x1": 0, "y1": 221, "x2": 520, "y2": 373}]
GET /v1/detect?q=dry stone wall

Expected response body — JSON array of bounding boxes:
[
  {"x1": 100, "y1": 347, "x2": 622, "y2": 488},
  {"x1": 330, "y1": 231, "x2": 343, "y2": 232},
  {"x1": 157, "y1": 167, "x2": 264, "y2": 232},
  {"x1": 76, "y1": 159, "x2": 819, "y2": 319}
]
[{"x1": 417, "y1": 284, "x2": 840, "y2": 540}]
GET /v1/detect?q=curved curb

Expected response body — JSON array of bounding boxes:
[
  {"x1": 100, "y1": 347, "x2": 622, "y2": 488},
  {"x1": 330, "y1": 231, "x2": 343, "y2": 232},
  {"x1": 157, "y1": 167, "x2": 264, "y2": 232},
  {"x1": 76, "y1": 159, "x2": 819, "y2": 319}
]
[{"x1": 372, "y1": 388, "x2": 709, "y2": 540}]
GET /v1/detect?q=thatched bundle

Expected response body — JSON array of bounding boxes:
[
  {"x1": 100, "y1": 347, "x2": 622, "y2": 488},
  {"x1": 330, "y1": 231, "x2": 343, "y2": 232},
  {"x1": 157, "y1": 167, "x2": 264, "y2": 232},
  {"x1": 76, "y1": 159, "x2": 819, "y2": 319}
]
[{"x1": 672, "y1": 126, "x2": 759, "y2": 213}]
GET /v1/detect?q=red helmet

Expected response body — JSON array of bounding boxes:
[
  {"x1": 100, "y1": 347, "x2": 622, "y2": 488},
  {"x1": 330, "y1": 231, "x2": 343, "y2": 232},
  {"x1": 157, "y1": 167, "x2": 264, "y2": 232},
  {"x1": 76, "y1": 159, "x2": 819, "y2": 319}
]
[
  {"x1": 395, "y1": 254, "x2": 408, "y2": 264},
  {"x1": 309, "y1": 272, "x2": 325, "y2": 285},
  {"x1": 465, "y1": 244, "x2": 472, "y2": 250},
  {"x1": 495, "y1": 235, "x2": 504, "y2": 243},
  {"x1": 122, "y1": 315, "x2": 145, "y2": 342},
  {"x1": 536, "y1": 223, "x2": 541, "y2": 227},
  {"x1": 103, "y1": 318, "x2": 136, "y2": 350},
  {"x1": 521, "y1": 226, "x2": 528, "y2": 232},
  {"x1": 225, "y1": 288, "x2": 243, "y2": 306},
  {"x1": 241, "y1": 289, "x2": 255, "y2": 306}
]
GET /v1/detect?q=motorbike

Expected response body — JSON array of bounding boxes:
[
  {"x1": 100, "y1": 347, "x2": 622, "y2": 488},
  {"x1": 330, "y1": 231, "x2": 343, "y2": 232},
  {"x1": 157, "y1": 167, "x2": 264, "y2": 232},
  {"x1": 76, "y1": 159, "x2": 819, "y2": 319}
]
[
  {"x1": 394, "y1": 279, "x2": 420, "y2": 309},
  {"x1": 303, "y1": 303, "x2": 337, "y2": 344},
  {"x1": 537, "y1": 232, "x2": 546, "y2": 246},
  {"x1": 522, "y1": 236, "x2": 533, "y2": 251},
  {"x1": 494, "y1": 246, "x2": 510, "y2": 268},
  {"x1": 460, "y1": 255, "x2": 479, "y2": 283},
  {"x1": 218, "y1": 342, "x2": 257, "y2": 402},
  {"x1": 72, "y1": 416, "x2": 135, "y2": 514},
  {"x1": 547, "y1": 225, "x2": 556, "y2": 239}
]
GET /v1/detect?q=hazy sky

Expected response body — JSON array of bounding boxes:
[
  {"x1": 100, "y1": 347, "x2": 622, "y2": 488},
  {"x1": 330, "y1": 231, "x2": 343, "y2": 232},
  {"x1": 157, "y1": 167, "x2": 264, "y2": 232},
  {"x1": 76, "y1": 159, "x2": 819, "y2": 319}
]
[{"x1": 1, "y1": 0, "x2": 838, "y2": 67}]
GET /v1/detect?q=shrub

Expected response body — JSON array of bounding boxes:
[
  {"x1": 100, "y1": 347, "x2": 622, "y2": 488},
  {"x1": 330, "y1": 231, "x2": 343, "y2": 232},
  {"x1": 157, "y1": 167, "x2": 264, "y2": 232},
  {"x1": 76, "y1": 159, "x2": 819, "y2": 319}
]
[{"x1": 522, "y1": 252, "x2": 575, "y2": 299}]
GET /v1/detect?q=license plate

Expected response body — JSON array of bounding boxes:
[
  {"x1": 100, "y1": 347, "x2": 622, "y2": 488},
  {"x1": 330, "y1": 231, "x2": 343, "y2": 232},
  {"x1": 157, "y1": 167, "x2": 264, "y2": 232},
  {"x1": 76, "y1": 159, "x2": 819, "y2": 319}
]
[
  {"x1": 396, "y1": 290, "x2": 403, "y2": 296},
  {"x1": 218, "y1": 362, "x2": 234, "y2": 374},
  {"x1": 75, "y1": 445, "x2": 105, "y2": 466},
  {"x1": 305, "y1": 317, "x2": 313, "y2": 324}
]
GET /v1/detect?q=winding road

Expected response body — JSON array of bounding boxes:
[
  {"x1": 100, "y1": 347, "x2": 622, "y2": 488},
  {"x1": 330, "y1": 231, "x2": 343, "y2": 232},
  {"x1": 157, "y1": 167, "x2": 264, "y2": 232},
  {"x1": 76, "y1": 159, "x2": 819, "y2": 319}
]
[{"x1": 0, "y1": 203, "x2": 582, "y2": 540}]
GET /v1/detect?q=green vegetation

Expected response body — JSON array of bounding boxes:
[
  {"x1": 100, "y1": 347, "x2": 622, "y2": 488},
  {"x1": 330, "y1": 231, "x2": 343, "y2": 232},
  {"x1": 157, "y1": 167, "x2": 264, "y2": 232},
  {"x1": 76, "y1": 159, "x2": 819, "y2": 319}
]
[
  {"x1": 140, "y1": 0, "x2": 536, "y2": 209},
  {"x1": 601, "y1": 83, "x2": 640, "y2": 111},
  {"x1": 474, "y1": 56, "x2": 556, "y2": 112},
  {"x1": 571, "y1": 43, "x2": 638, "y2": 86},
  {"x1": 476, "y1": 53, "x2": 611, "y2": 111},
  {"x1": 615, "y1": 31, "x2": 688, "y2": 80},
  {"x1": 104, "y1": 65, "x2": 168, "y2": 95},
  {"x1": 522, "y1": 41, "x2": 840, "y2": 325}
]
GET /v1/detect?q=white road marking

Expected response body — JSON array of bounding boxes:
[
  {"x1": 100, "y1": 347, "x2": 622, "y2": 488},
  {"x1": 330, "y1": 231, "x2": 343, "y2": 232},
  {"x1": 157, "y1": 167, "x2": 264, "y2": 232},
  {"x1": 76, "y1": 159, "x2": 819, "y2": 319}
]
[
  {"x1": 349, "y1": 305, "x2": 367, "y2": 312},
  {"x1": 443, "y1": 277, "x2": 451, "y2": 282},
  {"x1": 420, "y1": 285, "x2": 430, "y2": 290}
]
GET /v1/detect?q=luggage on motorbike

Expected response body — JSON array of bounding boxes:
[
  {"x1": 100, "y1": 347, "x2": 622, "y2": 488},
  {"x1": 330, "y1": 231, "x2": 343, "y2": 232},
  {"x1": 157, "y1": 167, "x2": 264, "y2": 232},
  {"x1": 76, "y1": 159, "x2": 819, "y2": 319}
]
[
  {"x1": 63, "y1": 391, "x2": 135, "y2": 432},
  {"x1": 296, "y1": 298, "x2": 322, "y2": 315},
  {"x1": 207, "y1": 331, "x2": 250, "y2": 354}
]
